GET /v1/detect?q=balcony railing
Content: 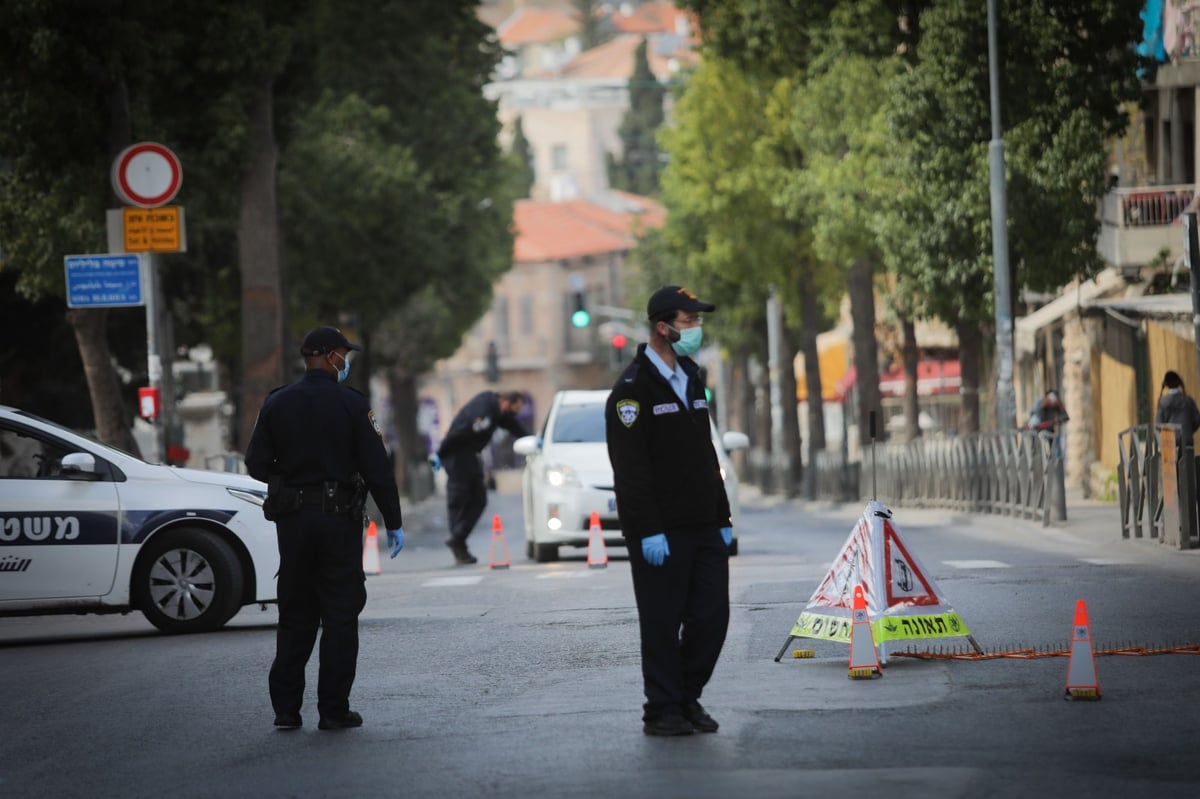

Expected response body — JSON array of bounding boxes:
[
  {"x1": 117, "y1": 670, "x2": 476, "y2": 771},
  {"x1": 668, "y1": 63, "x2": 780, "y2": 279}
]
[{"x1": 1097, "y1": 185, "x2": 1195, "y2": 270}]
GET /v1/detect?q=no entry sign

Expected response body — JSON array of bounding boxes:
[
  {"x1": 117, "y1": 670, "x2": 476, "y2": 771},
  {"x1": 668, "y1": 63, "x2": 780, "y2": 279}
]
[{"x1": 111, "y1": 142, "x2": 182, "y2": 208}]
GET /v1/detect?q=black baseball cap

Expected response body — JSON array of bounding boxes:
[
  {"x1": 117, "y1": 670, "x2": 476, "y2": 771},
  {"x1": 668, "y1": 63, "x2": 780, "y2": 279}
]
[
  {"x1": 646, "y1": 285, "x2": 716, "y2": 319},
  {"x1": 300, "y1": 326, "x2": 362, "y2": 356}
]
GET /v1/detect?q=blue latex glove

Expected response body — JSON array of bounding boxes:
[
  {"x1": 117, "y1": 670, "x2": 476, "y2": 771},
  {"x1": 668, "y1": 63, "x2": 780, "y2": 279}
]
[
  {"x1": 386, "y1": 527, "x2": 404, "y2": 558},
  {"x1": 429, "y1": 454, "x2": 442, "y2": 472},
  {"x1": 720, "y1": 527, "x2": 733, "y2": 547},
  {"x1": 641, "y1": 533, "x2": 669, "y2": 566}
]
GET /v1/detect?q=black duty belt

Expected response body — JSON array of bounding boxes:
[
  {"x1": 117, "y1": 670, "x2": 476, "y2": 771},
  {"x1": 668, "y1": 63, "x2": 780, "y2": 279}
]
[{"x1": 295, "y1": 483, "x2": 358, "y2": 513}]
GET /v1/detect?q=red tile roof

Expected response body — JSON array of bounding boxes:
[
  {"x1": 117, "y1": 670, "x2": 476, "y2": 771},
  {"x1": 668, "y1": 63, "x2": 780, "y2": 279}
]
[
  {"x1": 610, "y1": 2, "x2": 696, "y2": 36},
  {"x1": 497, "y1": 8, "x2": 579, "y2": 47},
  {"x1": 555, "y1": 34, "x2": 697, "y2": 81},
  {"x1": 513, "y1": 196, "x2": 665, "y2": 262}
]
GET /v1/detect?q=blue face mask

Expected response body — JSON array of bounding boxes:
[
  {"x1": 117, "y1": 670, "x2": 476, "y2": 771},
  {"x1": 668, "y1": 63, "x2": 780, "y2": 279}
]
[
  {"x1": 331, "y1": 352, "x2": 351, "y2": 383},
  {"x1": 669, "y1": 326, "x2": 703, "y2": 357}
]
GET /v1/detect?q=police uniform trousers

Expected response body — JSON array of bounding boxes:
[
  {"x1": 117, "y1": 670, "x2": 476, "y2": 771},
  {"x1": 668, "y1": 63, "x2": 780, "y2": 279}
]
[
  {"x1": 627, "y1": 526, "x2": 730, "y2": 722},
  {"x1": 269, "y1": 507, "x2": 367, "y2": 720},
  {"x1": 443, "y1": 450, "x2": 488, "y2": 545}
]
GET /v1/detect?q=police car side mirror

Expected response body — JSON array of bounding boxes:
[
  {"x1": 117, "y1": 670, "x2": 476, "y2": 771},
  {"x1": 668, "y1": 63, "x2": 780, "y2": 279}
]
[
  {"x1": 60, "y1": 452, "x2": 100, "y2": 479},
  {"x1": 512, "y1": 435, "x2": 542, "y2": 457},
  {"x1": 721, "y1": 431, "x2": 750, "y2": 453}
]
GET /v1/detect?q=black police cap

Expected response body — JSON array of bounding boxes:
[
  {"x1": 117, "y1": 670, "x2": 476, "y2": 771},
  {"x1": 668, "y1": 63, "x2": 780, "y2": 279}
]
[
  {"x1": 646, "y1": 285, "x2": 716, "y2": 319},
  {"x1": 300, "y1": 326, "x2": 362, "y2": 356}
]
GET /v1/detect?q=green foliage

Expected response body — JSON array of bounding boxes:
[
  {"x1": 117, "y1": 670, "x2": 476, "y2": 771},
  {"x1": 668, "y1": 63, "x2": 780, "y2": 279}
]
[
  {"x1": 609, "y1": 39, "x2": 666, "y2": 196},
  {"x1": 572, "y1": 0, "x2": 609, "y2": 51},
  {"x1": 509, "y1": 116, "x2": 536, "y2": 199}
]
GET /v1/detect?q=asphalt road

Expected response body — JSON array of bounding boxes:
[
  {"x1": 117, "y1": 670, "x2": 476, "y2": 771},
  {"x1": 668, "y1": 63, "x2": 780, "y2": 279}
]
[{"x1": 2, "y1": 485, "x2": 1198, "y2": 799}]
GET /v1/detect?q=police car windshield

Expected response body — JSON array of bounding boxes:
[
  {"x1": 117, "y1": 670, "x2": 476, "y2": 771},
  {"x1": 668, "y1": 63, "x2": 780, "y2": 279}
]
[
  {"x1": 550, "y1": 403, "x2": 606, "y2": 443},
  {"x1": 13, "y1": 409, "x2": 143, "y2": 460}
]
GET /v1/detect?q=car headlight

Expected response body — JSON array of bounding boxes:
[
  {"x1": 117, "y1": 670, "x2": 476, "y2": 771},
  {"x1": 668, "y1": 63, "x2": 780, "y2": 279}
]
[
  {"x1": 228, "y1": 487, "x2": 267, "y2": 506},
  {"x1": 545, "y1": 464, "x2": 581, "y2": 488}
]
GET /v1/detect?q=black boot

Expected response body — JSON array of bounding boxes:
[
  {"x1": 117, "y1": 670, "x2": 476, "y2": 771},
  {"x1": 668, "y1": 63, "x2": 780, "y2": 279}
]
[{"x1": 447, "y1": 540, "x2": 477, "y2": 565}]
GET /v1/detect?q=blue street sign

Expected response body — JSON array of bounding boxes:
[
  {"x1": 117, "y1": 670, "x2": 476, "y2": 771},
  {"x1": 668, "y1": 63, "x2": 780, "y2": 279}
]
[{"x1": 64, "y1": 254, "x2": 144, "y2": 308}]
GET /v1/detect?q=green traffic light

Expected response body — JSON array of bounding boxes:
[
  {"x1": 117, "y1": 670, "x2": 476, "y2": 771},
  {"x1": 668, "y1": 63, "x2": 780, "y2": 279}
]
[{"x1": 571, "y1": 310, "x2": 591, "y2": 328}]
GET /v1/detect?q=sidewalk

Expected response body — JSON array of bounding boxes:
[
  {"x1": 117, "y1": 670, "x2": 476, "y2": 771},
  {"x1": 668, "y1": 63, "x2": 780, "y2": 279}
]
[{"x1": 737, "y1": 482, "x2": 1200, "y2": 560}]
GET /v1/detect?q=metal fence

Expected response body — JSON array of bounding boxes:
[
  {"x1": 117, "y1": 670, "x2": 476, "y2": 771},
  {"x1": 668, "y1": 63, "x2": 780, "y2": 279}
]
[
  {"x1": 1117, "y1": 424, "x2": 1198, "y2": 549},
  {"x1": 811, "y1": 431, "x2": 1066, "y2": 525}
]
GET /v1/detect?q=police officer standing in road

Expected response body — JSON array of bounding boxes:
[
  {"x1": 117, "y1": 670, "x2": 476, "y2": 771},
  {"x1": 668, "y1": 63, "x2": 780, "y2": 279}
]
[
  {"x1": 605, "y1": 285, "x2": 734, "y2": 737},
  {"x1": 245, "y1": 326, "x2": 405, "y2": 732},
  {"x1": 431, "y1": 390, "x2": 528, "y2": 565}
]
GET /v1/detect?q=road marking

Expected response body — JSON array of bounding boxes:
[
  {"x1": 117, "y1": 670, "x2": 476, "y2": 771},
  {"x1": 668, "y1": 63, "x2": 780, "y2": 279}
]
[
  {"x1": 535, "y1": 570, "x2": 595, "y2": 580},
  {"x1": 1080, "y1": 558, "x2": 1132, "y2": 566},
  {"x1": 942, "y1": 560, "x2": 1011, "y2": 569},
  {"x1": 422, "y1": 576, "x2": 484, "y2": 587}
]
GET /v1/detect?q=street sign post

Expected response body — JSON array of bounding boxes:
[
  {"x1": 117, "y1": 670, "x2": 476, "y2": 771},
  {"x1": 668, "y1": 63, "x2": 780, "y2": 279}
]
[{"x1": 63, "y1": 254, "x2": 145, "y2": 308}]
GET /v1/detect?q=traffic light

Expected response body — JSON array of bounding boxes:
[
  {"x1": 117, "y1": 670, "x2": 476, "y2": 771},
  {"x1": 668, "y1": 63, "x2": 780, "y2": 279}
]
[
  {"x1": 611, "y1": 332, "x2": 627, "y2": 366},
  {"x1": 570, "y1": 291, "x2": 591, "y2": 328}
]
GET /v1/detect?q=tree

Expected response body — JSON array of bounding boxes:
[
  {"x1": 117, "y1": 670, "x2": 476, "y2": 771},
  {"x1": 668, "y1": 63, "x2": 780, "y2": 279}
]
[
  {"x1": 608, "y1": 39, "x2": 666, "y2": 196},
  {"x1": 509, "y1": 115, "x2": 536, "y2": 199},
  {"x1": 880, "y1": 0, "x2": 1143, "y2": 429},
  {"x1": 572, "y1": 0, "x2": 609, "y2": 51},
  {"x1": 281, "y1": 0, "x2": 516, "y2": 493}
]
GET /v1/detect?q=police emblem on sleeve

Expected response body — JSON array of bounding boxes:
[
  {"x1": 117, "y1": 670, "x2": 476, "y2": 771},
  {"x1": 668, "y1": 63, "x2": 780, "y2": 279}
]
[
  {"x1": 368, "y1": 409, "x2": 382, "y2": 436},
  {"x1": 616, "y1": 399, "x2": 639, "y2": 427}
]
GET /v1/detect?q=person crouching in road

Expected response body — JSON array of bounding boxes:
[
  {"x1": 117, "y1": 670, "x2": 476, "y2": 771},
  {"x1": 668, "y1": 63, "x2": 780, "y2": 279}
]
[
  {"x1": 430, "y1": 390, "x2": 528, "y2": 565},
  {"x1": 245, "y1": 326, "x2": 406, "y2": 732},
  {"x1": 604, "y1": 285, "x2": 734, "y2": 737}
]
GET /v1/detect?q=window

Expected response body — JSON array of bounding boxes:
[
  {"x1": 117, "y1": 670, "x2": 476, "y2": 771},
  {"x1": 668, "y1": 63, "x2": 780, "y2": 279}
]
[
  {"x1": 552, "y1": 144, "x2": 568, "y2": 171},
  {"x1": 519, "y1": 295, "x2": 534, "y2": 336},
  {"x1": 0, "y1": 427, "x2": 73, "y2": 478}
]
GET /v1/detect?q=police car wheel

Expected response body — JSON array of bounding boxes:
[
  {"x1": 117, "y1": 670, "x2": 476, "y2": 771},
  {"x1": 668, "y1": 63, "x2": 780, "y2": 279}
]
[
  {"x1": 133, "y1": 528, "x2": 245, "y2": 634},
  {"x1": 728, "y1": 539, "x2": 738, "y2": 557},
  {"x1": 533, "y1": 541, "x2": 559, "y2": 563}
]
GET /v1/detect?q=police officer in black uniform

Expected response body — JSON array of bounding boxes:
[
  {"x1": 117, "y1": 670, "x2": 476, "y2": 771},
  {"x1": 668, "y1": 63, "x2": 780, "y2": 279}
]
[
  {"x1": 245, "y1": 326, "x2": 405, "y2": 731},
  {"x1": 605, "y1": 286, "x2": 734, "y2": 737},
  {"x1": 431, "y1": 390, "x2": 528, "y2": 564}
]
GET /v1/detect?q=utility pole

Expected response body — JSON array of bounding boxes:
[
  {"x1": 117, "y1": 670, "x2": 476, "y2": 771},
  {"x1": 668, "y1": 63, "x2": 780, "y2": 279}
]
[{"x1": 987, "y1": 0, "x2": 1015, "y2": 429}]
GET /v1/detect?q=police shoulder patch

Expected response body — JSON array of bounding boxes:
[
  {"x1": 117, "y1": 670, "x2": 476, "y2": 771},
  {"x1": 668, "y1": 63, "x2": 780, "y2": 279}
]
[
  {"x1": 616, "y1": 399, "x2": 639, "y2": 428},
  {"x1": 368, "y1": 409, "x2": 382, "y2": 436}
]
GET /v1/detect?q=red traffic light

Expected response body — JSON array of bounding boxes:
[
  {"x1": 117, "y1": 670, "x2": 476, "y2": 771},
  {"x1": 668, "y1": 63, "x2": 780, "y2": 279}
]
[{"x1": 611, "y1": 333, "x2": 627, "y2": 349}]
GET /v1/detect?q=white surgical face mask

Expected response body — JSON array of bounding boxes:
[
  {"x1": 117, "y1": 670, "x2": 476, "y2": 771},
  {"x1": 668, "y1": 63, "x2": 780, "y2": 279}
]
[{"x1": 668, "y1": 325, "x2": 703, "y2": 357}]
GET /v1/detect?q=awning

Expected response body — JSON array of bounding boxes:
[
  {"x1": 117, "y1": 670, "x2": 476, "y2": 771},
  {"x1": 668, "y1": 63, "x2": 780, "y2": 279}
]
[
  {"x1": 1014, "y1": 268, "x2": 1126, "y2": 355},
  {"x1": 835, "y1": 360, "x2": 962, "y2": 402}
]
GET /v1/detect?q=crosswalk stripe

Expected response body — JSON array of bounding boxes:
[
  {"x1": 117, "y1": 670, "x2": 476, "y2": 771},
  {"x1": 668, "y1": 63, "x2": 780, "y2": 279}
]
[
  {"x1": 421, "y1": 576, "x2": 484, "y2": 587},
  {"x1": 1080, "y1": 558, "x2": 1132, "y2": 566},
  {"x1": 535, "y1": 570, "x2": 595, "y2": 580},
  {"x1": 943, "y1": 560, "x2": 1011, "y2": 569}
]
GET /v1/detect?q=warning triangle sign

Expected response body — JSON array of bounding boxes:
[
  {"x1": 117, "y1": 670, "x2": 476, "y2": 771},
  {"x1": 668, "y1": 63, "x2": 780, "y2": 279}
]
[{"x1": 784, "y1": 501, "x2": 975, "y2": 646}]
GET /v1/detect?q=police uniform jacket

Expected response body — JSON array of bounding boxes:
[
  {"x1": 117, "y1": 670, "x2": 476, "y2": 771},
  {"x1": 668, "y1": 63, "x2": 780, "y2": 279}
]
[
  {"x1": 245, "y1": 369, "x2": 403, "y2": 529},
  {"x1": 436, "y1": 391, "x2": 528, "y2": 458},
  {"x1": 605, "y1": 343, "x2": 731, "y2": 543}
]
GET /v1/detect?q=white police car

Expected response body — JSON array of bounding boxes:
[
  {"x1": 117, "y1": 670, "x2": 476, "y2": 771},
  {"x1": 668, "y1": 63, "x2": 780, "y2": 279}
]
[{"x1": 0, "y1": 405, "x2": 278, "y2": 633}]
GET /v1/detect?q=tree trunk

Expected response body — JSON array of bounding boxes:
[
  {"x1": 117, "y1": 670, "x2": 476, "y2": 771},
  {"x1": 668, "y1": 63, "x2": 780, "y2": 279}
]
[
  {"x1": 799, "y1": 263, "x2": 826, "y2": 454},
  {"x1": 778, "y1": 320, "x2": 802, "y2": 498},
  {"x1": 957, "y1": 318, "x2": 982, "y2": 433},
  {"x1": 388, "y1": 369, "x2": 429, "y2": 501},
  {"x1": 848, "y1": 258, "x2": 883, "y2": 445},
  {"x1": 67, "y1": 308, "x2": 139, "y2": 454},
  {"x1": 902, "y1": 314, "x2": 921, "y2": 442},
  {"x1": 236, "y1": 79, "x2": 285, "y2": 448}
]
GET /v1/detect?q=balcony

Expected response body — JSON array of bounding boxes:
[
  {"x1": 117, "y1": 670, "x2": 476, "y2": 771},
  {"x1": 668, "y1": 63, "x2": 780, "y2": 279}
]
[{"x1": 1096, "y1": 185, "x2": 1194, "y2": 275}]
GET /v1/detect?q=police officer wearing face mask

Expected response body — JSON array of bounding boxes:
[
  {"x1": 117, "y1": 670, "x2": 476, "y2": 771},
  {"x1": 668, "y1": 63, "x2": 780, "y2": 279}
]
[
  {"x1": 604, "y1": 285, "x2": 734, "y2": 737},
  {"x1": 430, "y1": 390, "x2": 528, "y2": 565},
  {"x1": 245, "y1": 326, "x2": 405, "y2": 732}
]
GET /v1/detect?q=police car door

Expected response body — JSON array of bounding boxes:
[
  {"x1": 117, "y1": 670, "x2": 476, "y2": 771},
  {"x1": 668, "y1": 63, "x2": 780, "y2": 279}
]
[{"x1": 0, "y1": 421, "x2": 121, "y2": 601}]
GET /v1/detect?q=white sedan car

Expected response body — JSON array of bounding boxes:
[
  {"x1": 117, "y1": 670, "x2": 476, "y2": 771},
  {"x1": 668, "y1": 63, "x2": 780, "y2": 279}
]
[
  {"x1": 0, "y1": 405, "x2": 279, "y2": 633},
  {"x1": 513, "y1": 389, "x2": 749, "y2": 562}
]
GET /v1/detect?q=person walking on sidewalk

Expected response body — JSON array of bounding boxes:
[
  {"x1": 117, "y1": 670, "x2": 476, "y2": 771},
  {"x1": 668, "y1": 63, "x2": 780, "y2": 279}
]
[
  {"x1": 1156, "y1": 370, "x2": 1200, "y2": 446},
  {"x1": 431, "y1": 390, "x2": 528, "y2": 565},
  {"x1": 245, "y1": 326, "x2": 405, "y2": 732},
  {"x1": 604, "y1": 285, "x2": 734, "y2": 737}
]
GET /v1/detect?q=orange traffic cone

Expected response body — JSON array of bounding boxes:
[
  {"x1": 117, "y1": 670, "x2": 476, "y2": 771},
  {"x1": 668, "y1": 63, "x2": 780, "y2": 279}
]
[
  {"x1": 362, "y1": 521, "x2": 381, "y2": 576},
  {"x1": 488, "y1": 514, "x2": 510, "y2": 570},
  {"x1": 1064, "y1": 599, "x2": 1101, "y2": 700},
  {"x1": 848, "y1": 584, "x2": 881, "y2": 679},
  {"x1": 586, "y1": 511, "x2": 608, "y2": 569}
]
